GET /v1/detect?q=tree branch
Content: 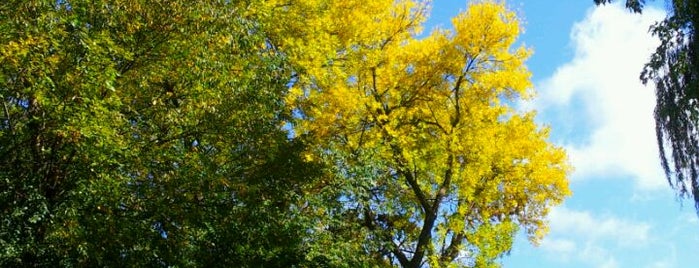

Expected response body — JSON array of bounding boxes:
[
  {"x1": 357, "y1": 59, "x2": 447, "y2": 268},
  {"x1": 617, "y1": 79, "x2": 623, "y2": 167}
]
[
  {"x1": 440, "y1": 231, "x2": 465, "y2": 262},
  {"x1": 410, "y1": 153, "x2": 454, "y2": 267},
  {"x1": 1, "y1": 95, "x2": 13, "y2": 135},
  {"x1": 393, "y1": 243, "x2": 411, "y2": 267},
  {"x1": 451, "y1": 75, "x2": 464, "y2": 128}
]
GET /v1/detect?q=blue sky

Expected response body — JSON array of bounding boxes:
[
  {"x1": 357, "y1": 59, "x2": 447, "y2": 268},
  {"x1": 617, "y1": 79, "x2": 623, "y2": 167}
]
[{"x1": 428, "y1": 1, "x2": 699, "y2": 267}]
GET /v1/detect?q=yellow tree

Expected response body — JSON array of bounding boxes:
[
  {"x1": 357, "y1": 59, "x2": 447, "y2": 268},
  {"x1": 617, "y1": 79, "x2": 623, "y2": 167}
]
[{"x1": 268, "y1": 0, "x2": 571, "y2": 266}]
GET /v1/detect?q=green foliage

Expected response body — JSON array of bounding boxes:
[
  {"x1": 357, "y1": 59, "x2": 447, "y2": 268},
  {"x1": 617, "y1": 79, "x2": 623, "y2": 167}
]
[
  {"x1": 0, "y1": 1, "x2": 318, "y2": 266},
  {"x1": 643, "y1": 0, "x2": 699, "y2": 211},
  {"x1": 595, "y1": 0, "x2": 646, "y2": 13}
]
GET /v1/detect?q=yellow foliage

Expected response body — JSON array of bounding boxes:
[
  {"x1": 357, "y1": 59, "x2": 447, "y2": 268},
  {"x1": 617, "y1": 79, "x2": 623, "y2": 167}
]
[{"x1": 269, "y1": 0, "x2": 571, "y2": 265}]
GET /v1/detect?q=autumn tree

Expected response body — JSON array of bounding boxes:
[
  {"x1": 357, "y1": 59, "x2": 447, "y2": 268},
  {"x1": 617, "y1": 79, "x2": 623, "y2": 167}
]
[
  {"x1": 0, "y1": 1, "x2": 319, "y2": 266},
  {"x1": 595, "y1": 0, "x2": 699, "y2": 211},
  {"x1": 272, "y1": 1, "x2": 571, "y2": 266}
]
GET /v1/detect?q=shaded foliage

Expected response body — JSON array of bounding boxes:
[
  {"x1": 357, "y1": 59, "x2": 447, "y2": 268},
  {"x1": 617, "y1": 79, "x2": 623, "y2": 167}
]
[
  {"x1": 595, "y1": 0, "x2": 647, "y2": 13},
  {"x1": 0, "y1": 0, "x2": 319, "y2": 266}
]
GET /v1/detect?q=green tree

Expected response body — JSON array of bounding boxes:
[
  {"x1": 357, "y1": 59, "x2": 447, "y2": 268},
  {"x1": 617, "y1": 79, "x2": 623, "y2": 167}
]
[
  {"x1": 0, "y1": 1, "x2": 318, "y2": 266},
  {"x1": 595, "y1": 0, "x2": 699, "y2": 211}
]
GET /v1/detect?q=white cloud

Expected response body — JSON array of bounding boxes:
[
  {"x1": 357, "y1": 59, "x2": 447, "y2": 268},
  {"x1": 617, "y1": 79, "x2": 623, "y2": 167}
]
[
  {"x1": 580, "y1": 245, "x2": 619, "y2": 268},
  {"x1": 547, "y1": 206, "x2": 651, "y2": 246},
  {"x1": 530, "y1": 2, "x2": 667, "y2": 189},
  {"x1": 540, "y1": 237, "x2": 575, "y2": 256},
  {"x1": 542, "y1": 206, "x2": 651, "y2": 267}
]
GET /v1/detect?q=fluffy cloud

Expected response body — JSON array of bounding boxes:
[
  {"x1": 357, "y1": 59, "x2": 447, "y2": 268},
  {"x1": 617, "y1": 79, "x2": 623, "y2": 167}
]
[
  {"x1": 530, "y1": 3, "x2": 666, "y2": 189},
  {"x1": 530, "y1": 4, "x2": 667, "y2": 267},
  {"x1": 541, "y1": 206, "x2": 651, "y2": 267},
  {"x1": 495, "y1": 3, "x2": 699, "y2": 267},
  {"x1": 547, "y1": 206, "x2": 650, "y2": 246}
]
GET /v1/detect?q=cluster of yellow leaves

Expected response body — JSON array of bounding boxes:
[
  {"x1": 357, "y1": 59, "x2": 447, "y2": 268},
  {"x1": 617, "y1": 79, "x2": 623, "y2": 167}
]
[{"x1": 266, "y1": 0, "x2": 571, "y2": 265}]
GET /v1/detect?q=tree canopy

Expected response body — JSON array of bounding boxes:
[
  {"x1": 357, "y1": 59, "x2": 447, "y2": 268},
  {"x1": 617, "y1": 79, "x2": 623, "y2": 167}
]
[
  {"x1": 0, "y1": 1, "x2": 320, "y2": 266},
  {"x1": 271, "y1": 1, "x2": 571, "y2": 266},
  {"x1": 0, "y1": 0, "x2": 570, "y2": 267},
  {"x1": 595, "y1": 0, "x2": 699, "y2": 211}
]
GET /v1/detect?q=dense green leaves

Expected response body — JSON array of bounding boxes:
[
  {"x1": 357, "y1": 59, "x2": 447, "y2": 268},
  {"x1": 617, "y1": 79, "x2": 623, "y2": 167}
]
[{"x1": 0, "y1": 1, "x2": 318, "y2": 266}]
